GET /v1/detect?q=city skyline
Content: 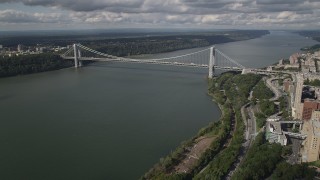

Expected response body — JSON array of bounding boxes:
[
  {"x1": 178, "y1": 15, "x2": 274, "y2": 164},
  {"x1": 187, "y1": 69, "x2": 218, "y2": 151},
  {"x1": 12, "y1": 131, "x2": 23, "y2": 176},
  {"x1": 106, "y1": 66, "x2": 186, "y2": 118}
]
[{"x1": 0, "y1": 0, "x2": 320, "y2": 31}]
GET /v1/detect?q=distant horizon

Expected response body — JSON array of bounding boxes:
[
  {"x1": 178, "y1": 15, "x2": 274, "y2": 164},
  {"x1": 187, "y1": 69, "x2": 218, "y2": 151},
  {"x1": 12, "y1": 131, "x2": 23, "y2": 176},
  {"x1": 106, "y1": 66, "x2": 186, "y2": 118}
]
[
  {"x1": 0, "y1": 27, "x2": 318, "y2": 33},
  {"x1": 1, "y1": 1, "x2": 320, "y2": 31},
  {"x1": 0, "y1": 28, "x2": 317, "y2": 39},
  {"x1": 0, "y1": 28, "x2": 297, "y2": 39}
]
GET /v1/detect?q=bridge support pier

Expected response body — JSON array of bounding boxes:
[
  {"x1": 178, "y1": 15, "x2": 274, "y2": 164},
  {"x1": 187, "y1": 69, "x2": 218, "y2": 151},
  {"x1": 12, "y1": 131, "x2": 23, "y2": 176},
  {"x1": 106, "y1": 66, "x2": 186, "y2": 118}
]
[
  {"x1": 208, "y1": 46, "x2": 215, "y2": 79},
  {"x1": 73, "y1": 44, "x2": 79, "y2": 68}
]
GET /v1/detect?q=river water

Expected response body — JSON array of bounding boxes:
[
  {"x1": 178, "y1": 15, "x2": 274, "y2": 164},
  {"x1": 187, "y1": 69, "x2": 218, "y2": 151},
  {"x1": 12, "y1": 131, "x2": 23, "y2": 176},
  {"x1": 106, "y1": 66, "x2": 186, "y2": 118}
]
[{"x1": 0, "y1": 31, "x2": 317, "y2": 180}]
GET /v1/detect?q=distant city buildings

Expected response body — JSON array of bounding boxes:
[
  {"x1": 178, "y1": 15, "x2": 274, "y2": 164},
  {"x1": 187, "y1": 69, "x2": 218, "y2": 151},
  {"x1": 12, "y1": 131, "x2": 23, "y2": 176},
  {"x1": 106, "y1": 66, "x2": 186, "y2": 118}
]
[
  {"x1": 17, "y1": 44, "x2": 23, "y2": 52},
  {"x1": 273, "y1": 50, "x2": 320, "y2": 72},
  {"x1": 289, "y1": 53, "x2": 300, "y2": 64},
  {"x1": 0, "y1": 44, "x2": 68, "y2": 57}
]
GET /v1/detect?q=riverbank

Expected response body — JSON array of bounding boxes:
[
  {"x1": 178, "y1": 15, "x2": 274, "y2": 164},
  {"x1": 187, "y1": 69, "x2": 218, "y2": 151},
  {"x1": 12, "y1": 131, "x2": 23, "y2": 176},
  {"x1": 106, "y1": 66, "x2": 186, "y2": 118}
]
[
  {"x1": 142, "y1": 72, "x2": 262, "y2": 179},
  {"x1": 141, "y1": 80, "x2": 235, "y2": 179}
]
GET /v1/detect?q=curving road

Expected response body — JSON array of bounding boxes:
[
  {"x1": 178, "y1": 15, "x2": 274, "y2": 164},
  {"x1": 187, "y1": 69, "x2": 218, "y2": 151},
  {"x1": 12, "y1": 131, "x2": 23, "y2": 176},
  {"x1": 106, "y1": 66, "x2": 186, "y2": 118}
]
[{"x1": 265, "y1": 76, "x2": 282, "y2": 101}]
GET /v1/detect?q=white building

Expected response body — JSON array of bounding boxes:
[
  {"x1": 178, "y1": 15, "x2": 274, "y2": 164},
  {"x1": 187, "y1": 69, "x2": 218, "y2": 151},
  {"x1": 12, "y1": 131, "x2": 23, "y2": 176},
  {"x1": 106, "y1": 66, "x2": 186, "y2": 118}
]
[
  {"x1": 266, "y1": 121, "x2": 288, "y2": 146},
  {"x1": 292, "y1": 74, "x2": 304, "y2": 120},
  {"x1": 17, "y1": 44, "x2": 22, "y2": 52}
]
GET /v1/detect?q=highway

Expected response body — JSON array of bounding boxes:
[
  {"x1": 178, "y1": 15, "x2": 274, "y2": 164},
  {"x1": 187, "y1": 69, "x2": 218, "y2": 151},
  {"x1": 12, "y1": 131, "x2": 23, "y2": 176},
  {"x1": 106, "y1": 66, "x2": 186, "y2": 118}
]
[
  {"x1": 288, "y1": 138, "x2": 302, "y2": 164},
  {"x1": 226, "y1": 103, "x2": 256, "y2": 179}
]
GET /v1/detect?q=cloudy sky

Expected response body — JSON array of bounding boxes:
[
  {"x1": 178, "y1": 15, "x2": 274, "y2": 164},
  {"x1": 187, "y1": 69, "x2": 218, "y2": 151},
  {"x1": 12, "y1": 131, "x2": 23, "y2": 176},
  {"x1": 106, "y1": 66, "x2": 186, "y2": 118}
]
[{"x1": 0, "y1": 0, "x2": 320, "y2": 30}]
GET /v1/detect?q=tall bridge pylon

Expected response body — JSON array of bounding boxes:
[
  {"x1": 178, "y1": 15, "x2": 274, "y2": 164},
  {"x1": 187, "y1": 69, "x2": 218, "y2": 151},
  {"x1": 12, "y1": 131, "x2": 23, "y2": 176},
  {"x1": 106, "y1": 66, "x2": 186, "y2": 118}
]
[
  {"x1": 209, "y1": 46, "x2": 215, "y2": 79},
  {"x1": 62, "y1": 43, "x2": 246, "y2": 78}
]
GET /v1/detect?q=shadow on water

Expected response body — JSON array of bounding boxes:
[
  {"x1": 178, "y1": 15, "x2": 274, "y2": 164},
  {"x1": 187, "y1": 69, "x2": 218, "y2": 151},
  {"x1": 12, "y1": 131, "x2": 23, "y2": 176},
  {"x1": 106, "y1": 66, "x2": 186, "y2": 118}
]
[
  {"x1": 0, "y1": 94, "x2": 14, "y2": 101},
  {"x1": 86, "y1": 62, "x2": 209, "y2": 76}
]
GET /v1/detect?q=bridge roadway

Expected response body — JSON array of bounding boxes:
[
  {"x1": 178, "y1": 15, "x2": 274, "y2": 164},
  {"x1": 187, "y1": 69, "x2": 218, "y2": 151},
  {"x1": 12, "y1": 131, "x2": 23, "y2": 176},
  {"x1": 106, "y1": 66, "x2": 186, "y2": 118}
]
[
  {"x1": 283, "y1": 131, "x2": 307, "y2": 139},
  {"x1": 279, "y1": 121, "x2": 303, "y2": 124},
  {"x1": 62, "y1": 56, "x2": 283, "y2": 75}
]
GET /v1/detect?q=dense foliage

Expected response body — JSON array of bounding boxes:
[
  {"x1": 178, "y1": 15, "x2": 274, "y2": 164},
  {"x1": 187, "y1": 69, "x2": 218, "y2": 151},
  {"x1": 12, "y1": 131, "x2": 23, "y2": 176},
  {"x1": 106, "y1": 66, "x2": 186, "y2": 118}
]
[
  {"x1": 220, "y1": 73, "x2": 261, "y2": 109},
  {"x1": 255, "y1": 112, "x2": 267, "y2": 129},
  {"x1": 271, "y1": 161, "x2": 315, "y2": 180},
  {"x1": 0, "y1": 30, "x2": 270, "y2": 48},
  {"x1": 252, "y1": 79, "x2": 274, "y2": 100},
  {"x1": 259, "y1": 99, "x2": 277, "y2": 116},
  {"x1": 250, "y1": 78, "x2": 277, "y2": 128},
  {"x1": 192, "y1": 73, "x2": 261, "y2": 179},
  {"x1": 231, "y1": 133, "x2": 283, "y2": 180},
  {"x1": 194, "y1": 110, "x2": 244, "y2": 180},
  {"x1": 84, "y1": 31, "x2": 269, "y2": 57},
  {"x1": 253, "y1": 100, "x2": 276, "y2": 128},
  {"x1": 0, "y1": 53, "x2": 73, "y2": 77}
]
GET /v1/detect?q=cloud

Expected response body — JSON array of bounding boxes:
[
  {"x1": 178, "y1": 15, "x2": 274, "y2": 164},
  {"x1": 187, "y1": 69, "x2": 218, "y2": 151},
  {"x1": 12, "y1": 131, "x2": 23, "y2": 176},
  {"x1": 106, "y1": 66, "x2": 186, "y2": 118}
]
[
  {"x1": 256, "y1": 0, "x2": 303, "y2": 5},
  {"x1": 0, "y1": 0, "x2": 319, "y2": 29},
  {"x1": 0, "y1": 0, "x2": 144, "y2": 11},
  {"x1": 0, "y1": 9, "x2": 65, "y2": 23}
]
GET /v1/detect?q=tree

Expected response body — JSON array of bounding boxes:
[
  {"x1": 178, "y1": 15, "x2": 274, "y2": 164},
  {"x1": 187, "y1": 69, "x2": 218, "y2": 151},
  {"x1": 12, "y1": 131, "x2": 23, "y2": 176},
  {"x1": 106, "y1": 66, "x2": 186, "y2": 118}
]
[{"x1": 0, "y1": 53, "x2": 73, "y2": 78}]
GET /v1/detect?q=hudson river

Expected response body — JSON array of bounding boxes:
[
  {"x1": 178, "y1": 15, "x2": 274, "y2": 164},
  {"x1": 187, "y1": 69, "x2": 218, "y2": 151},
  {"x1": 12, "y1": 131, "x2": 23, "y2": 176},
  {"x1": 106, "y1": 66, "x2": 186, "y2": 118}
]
[{"x1": 0, "y1": 31, "x2": 317, "y2": 179}]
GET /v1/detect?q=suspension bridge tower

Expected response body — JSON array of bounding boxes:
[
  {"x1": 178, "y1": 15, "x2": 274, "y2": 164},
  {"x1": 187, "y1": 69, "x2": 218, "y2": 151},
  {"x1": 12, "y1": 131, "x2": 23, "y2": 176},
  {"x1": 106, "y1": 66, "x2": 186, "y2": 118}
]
[
  {"x1": 73, "y1": 44, "x2": 82, "y2": 68},
  {"x1": 208, "y1": 46, "x2": 215, "y2": 79}
]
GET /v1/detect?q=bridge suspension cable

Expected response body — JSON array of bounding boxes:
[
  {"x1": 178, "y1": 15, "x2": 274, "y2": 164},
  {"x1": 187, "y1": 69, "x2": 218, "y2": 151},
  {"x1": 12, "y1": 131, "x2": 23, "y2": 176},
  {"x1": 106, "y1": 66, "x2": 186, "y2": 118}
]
[
  {"x1": 215, "y1": 49, "x2": 245, "y2": 69},
  {"x1": 61, "y1": 43, "x2": 287, "y2": 77},
  {"x1": 62, "y1": 43, "x2": 248, "y2": 77},
  {"x1": 76, "y1": 43, "x2": 211, "y2": 62}
]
